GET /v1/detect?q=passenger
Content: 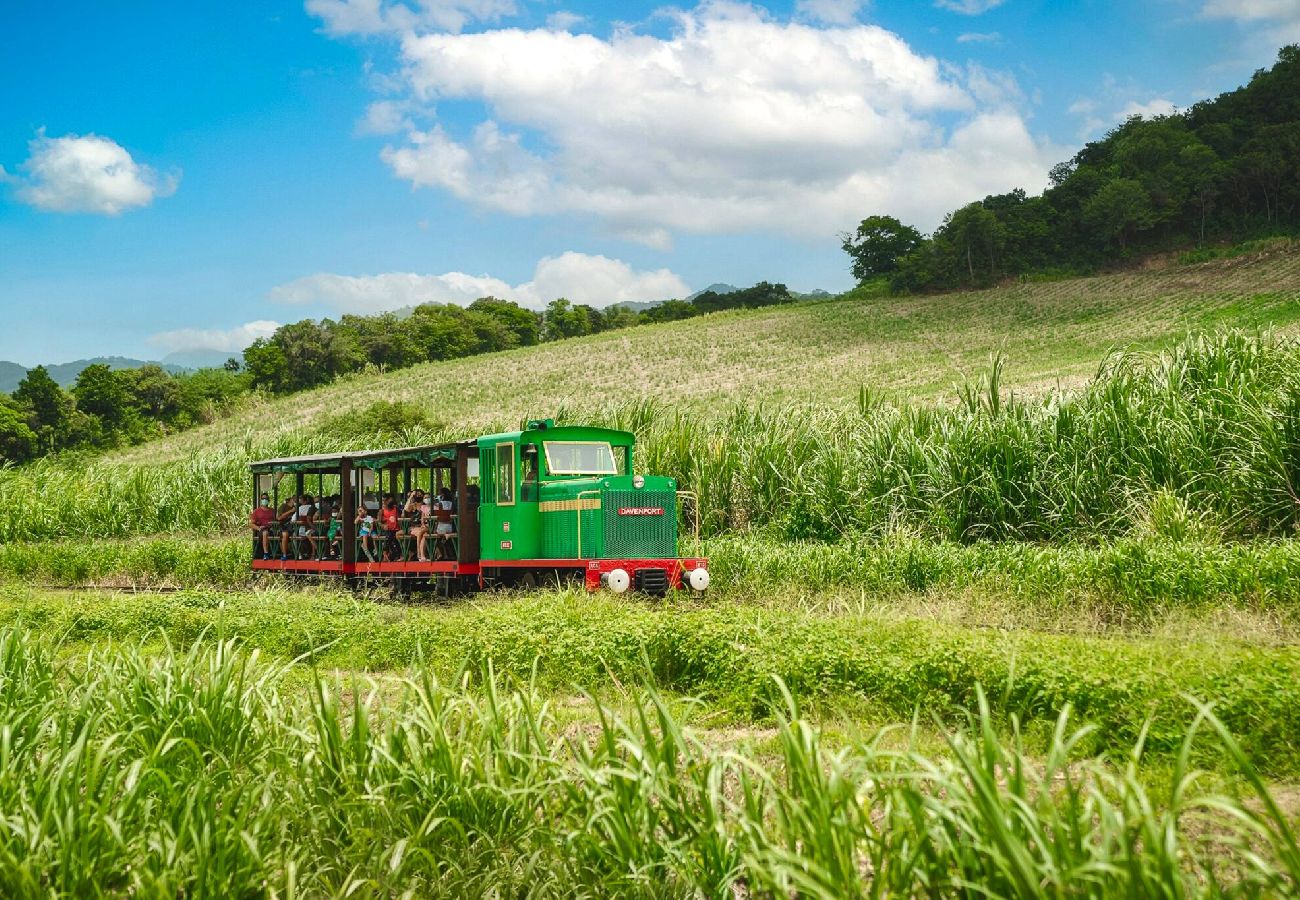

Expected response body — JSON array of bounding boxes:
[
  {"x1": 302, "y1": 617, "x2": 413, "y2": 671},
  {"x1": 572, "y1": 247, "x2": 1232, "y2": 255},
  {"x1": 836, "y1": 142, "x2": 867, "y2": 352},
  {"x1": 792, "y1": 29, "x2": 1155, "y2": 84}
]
[
  {"x1": 326, "y1": 508, "x2": 343, "y2": 560},
  {"x1": 380, "y1": 497, "x2": 401, "y2": 562},
  {"x1": 317, "y1": 493, "x2": 334, "y2": 525},
  {"x1": 282, "y1": 493, "x2": 317, "y2": 560},
  {"x1": 277, "y1": 495, "x2": 296, "y2": 528},
  {"x1": 356, "y1": 506, "x2": 376, "y2": 561},
  {"x1": 433, "y1": 488, "x2": 455, "y2": 561},
  {"x1": 407, "y1": 490, "x2": 431, "y2": 562},
  {"x1": 277, "y1": 495, "x2": 298, "y2": 559},
  {"x1": 249, "y1": 493, "x2": 275, "y2": 559}
]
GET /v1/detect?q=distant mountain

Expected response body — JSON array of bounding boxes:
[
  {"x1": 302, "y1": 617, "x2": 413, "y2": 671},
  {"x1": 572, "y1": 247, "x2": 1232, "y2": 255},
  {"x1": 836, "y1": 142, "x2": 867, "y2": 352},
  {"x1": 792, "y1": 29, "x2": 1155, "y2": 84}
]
[
  {"x1": 794, "y1": 289, "x2": 832, "y2": 300},
  {"x1": 0, "y1": 361, "x2": 26, "y2": 395},
  {"x1": 0, "y1": 357, "x2": 190, "y2": 394},
  {"x1": 162, "y1": 349, "x2": 241, "y2": 370},
  {"x1": 686, "y1": 283, "x2": 740, "y2": 301}
]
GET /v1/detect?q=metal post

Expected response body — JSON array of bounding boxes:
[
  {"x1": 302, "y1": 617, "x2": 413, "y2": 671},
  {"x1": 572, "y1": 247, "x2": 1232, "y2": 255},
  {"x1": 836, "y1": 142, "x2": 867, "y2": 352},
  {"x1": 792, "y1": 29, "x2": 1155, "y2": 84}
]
[{"x1": 341, "y1": 458, "x2": 355, "y2": 567}]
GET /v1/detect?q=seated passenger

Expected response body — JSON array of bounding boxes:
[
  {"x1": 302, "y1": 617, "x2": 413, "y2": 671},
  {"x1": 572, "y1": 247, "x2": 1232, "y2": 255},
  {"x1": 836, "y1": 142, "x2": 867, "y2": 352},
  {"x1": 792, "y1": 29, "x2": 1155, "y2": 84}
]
[
  {"x1": 326, "y1": 508, "x2": 343, "y2": 560},
  {"x1": 249, "y1": 494, "x2": 275, "y2": 559},
  {"x1": 356, "y1": 506, "x2": 376, "y2": 562},
  {"x1": 380, "y1": 498, "x2": 401, "y2": 562},
  {"x1": 407, "y1": 490, "x2": 432, "y2": 562},
  {"x1": 433, "y1": 488, "x2": 455, "y2": 561},
  {"x1": 281, "y1": 494, "x2": 317, "y2": 560}
]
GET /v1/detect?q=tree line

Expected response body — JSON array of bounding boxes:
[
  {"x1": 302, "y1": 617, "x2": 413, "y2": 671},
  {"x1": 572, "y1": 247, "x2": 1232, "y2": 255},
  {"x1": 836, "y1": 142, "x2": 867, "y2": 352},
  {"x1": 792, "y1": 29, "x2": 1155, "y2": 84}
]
[
  {"x1": 1, "y1": 283, "x2": 796, "y2": 463},
  {"x1": 0, "y1": 363, "x2": 249, "y2": 463},
  {"x1": 240, "y1": 284, "x2": 794, "y2": 395},
  {"x1": 843, "y1": 45, "x2": 1300, "y2": 292}
]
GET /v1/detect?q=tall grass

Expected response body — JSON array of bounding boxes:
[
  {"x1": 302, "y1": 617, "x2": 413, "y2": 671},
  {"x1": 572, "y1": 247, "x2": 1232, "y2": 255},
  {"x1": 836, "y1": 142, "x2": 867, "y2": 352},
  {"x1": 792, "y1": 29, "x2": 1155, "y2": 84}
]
[
  {"x1": 5, "y1": 585, "x2": 1300, "y2": 772},
  {"x1": 0, "y1": 628, "x2": 1296, "y2": 896},
  {"x1": 1, "y1": 330, "x2": 1297, "y2": 544},
  {"x1": 7, "y1": 533, "x2": 1300, "y2": 620}
]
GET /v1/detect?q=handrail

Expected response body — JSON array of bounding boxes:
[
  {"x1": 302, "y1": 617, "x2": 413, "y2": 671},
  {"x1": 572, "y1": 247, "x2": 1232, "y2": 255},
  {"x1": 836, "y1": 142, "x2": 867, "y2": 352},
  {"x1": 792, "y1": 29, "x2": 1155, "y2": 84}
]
[
  {"x1": 676, "y1": 490, "x2": 701, "y2": 549},
  {"x1": 576, "y1": 490, "x2": 601, "y2": 558}
]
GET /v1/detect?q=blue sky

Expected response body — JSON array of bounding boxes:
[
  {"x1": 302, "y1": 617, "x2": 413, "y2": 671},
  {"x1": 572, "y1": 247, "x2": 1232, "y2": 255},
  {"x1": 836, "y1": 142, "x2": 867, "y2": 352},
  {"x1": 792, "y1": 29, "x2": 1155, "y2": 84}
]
[{"x1": 0, "y1": 0, "x2": 1295, "y2": 366}]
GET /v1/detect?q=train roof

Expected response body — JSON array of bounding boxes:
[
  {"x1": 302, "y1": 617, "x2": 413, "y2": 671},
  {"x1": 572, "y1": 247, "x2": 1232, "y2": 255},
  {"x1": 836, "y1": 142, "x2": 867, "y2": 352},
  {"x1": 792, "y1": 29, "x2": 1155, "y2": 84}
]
[{"x1": 249, "y1": 441, "x2": 474, "y2": 474}]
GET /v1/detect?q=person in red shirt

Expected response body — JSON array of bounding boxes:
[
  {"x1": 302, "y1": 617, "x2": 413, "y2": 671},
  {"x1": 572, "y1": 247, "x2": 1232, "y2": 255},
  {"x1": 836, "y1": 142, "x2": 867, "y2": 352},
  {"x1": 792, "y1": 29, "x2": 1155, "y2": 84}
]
[
  {"x1": 249, "y1": 493, "x2": 275, "y2": 559},
  {"x1": 380, "y1": 498, "x2": 401, "y2": 562}
]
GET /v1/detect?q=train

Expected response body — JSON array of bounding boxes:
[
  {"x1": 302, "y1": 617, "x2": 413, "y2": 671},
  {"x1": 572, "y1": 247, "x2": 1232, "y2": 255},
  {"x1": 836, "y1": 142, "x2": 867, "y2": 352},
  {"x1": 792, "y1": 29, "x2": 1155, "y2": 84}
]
[{"x1": 248, "y1": 419, "x2": 709, "y2": 596}]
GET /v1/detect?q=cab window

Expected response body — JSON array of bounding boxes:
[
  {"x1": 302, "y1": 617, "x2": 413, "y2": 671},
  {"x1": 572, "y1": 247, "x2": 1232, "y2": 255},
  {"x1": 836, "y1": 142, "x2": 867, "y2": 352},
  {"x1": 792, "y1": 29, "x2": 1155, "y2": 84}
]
[
  {"x1": 495, "y1": 442, "x2": 515, "y2": 505},
  {"x1": 543, "y1": 441, "x2": 618, "y2": 475}
]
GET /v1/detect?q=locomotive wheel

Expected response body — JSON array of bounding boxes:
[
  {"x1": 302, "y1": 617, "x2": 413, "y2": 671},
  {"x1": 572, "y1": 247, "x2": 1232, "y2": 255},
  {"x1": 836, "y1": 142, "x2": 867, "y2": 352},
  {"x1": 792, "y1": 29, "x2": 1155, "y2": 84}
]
[{"x1": 517, "y1": 570, "x2": 539, "y2": 591}]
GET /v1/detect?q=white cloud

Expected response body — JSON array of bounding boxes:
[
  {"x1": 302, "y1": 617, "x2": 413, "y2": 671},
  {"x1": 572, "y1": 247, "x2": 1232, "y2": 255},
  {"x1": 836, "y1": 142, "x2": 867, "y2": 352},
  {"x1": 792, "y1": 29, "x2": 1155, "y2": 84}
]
[
  {"x1": 269, "y1": 251, "x2": 690, "y2": 313},
  {"x1": 956, "y1": 31, "x2": 1000, "y2": 42},
  {"x1": 9, "y1": 131, "x2": 178, "y2": 215},
  {"x1": 306, "y1": 0, "x2": 516, "y2": 35},
  {"x1": 1119, "y1": 98, "x2": 1176, "y2": 119},
  {"x1": 148, "y1": 320, "x2": 281, "y2": 354},
  {"x1": 545, "y1": 10, "x2": 585, "y2": 31},
  {"x1": 795, "y1": 0, "x2": 866, "y2": 26},
  {"x1": 935, "y1": 0, "x2": 1005, "y2": 14},
  {"x1": 372, "y1": 3, "x2": 1057, "y2": 235},
  {"x1": 1200, "y1": 0, "x2": 1300, "y2": 47},
  {"x1": 356, "y1": 99, "x2": 412, "y2": 134},
  {"x1": 1202, "y1": 0, "x2": 1300, "y2": 20}
]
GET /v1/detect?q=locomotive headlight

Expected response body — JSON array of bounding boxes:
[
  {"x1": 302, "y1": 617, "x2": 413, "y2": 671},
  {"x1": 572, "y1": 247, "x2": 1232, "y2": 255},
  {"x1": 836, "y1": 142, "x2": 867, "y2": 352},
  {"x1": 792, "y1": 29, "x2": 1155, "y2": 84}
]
[
  {"x1": 603, "y1": 568, "x2": 631, "y2": 593},
  {"x1": 687, "y1": 567, "x2": 710, "y2": 591},
  {"x1": 632, "y1": 475, "x2": 645, "y2": 489}
]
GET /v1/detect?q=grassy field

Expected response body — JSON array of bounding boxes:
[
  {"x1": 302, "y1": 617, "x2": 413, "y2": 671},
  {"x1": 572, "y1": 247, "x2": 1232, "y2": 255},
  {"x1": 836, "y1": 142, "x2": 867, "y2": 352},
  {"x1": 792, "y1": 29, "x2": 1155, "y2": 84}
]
[
  {"x1": 4, "y1": 248, "x2": 1300, "y2": 893},
  {"x1": 111, "y1": 241, "x2": 1300, "y2": 467},
  {"x1": 3, "y1": 625, "x2": 1298, "y2": 896}
]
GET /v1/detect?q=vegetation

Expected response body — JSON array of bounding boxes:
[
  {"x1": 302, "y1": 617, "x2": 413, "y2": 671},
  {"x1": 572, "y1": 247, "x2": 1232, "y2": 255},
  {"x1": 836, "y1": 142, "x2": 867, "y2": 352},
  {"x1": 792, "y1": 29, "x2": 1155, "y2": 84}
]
[
  {"x1": 0, "y1": 625, "x2": 1298, "y2": 895},
  {"x1": 9, "y1": 532, "x2": 1300, "y2": 632},
  {"x1": 0, "y1": 362, "x2": 248, "y2": 463},
  {"x1": 0, "y1": 284, "x2": 804, "y2": 465},
  {"x1": 848, "y1": 46, "x2": 1300, "y2": 293},
  {"x1": 2, "y1": 586, "x2": 1300, "y2": 771},
  {"x1": 3, "y1": 329, "x2": 1297, "y2": 545}
]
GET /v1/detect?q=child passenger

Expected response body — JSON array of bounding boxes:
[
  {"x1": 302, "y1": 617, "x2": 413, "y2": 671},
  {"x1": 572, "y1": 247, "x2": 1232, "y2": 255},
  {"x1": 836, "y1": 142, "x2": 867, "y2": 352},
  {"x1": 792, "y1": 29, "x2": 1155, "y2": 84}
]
[{"x1": 356, "y1": 507, "x2": 376, "y2": 562}]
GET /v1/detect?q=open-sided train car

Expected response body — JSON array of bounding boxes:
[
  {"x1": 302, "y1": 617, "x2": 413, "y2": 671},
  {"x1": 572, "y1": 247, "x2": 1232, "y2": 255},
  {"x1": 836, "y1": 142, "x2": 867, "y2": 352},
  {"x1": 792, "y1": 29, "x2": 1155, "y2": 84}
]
[{"x1": 249, "y1": 419, "x2": 709, "y2": 595}]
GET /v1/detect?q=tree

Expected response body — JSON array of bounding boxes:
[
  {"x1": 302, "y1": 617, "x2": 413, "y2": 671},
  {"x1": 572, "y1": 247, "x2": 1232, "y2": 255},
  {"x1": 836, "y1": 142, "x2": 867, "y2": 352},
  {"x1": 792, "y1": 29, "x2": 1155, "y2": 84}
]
[
  {"x1": 0, "y1": 397, "x2": 38, "y2": 463},
  {"x1": 244, "y1": 338, "x2": 290, "y2": 393},
  {"x1": 1083, "y1": 178, "x2": 1155, "y2": 250},
  {"x1": 223, "y1": 357, "x2": 242, "y2": 373},
  {"x1": 72, "y1": 363, "x2": 135, "y2": 430},
  {"x1": 13, "y1": 366, "x2": 71, "y2": 452},
  {"x1": 542, "y1": 299, "x2": 592, "y2": 340},
  {"x1": 641, "y1": 299, "x2": 697, "y2": 323},
  {"x1": 469, "y1": 297, "x2": 542, "y2": 346},
  {"x1": 127, "y1": 365, "x2": 183, "y2": 421},
  {"x1": 841, "y1": 215, "x2": 924, "y2": 282},
  {"x1": 941, "y1": 203, "x2": 1004, "y2": 282}
]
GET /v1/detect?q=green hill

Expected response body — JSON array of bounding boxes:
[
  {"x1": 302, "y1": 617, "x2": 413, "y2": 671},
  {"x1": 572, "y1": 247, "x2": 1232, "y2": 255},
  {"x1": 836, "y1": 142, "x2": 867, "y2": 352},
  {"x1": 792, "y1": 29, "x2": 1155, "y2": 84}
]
[{"x1": 116, "y1": 242, "x2": 1300, "y2": 467}]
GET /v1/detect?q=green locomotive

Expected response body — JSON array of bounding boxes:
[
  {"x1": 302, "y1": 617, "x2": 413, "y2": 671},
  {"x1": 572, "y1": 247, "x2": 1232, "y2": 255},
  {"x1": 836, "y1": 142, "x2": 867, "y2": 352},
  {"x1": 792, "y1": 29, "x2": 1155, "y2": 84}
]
[{"x1": 248, "y1": 419, "x2": 709, "y2": 595}]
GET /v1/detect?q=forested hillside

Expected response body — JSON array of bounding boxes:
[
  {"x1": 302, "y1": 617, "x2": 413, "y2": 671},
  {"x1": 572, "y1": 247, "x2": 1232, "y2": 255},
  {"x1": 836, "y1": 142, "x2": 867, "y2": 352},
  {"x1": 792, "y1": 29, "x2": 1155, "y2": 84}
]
[{"x1": 844, "y1": 46, "x2": 1300, "y2": 292}]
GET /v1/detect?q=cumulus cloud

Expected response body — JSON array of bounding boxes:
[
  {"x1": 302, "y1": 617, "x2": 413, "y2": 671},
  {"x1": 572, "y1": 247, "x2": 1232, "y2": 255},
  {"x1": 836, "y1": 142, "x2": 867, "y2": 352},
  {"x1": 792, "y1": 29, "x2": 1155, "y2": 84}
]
[
  {"x1": 1119, "y1": 98, "x2": 1176, "y2": 118},
  {"x1": 935, "y1": 0, "x2": 1005, "y2": 14},
  {"x1": 356, "y1": 99, "x2": 412, "y2": 135},
  {"x1": 269, "y1": 251, "x2": 690, "y2": 313},
  {"x1": 366, "y1": 3, "x2": 1056, "y2": 235},
  {"x1": 148, "y1": 320, "x2": 281, "y2": 354},
  {"x1": 956, "y1": 31, "x2": 1001, "y2": 43},
  {"x1": 9, "y1": 131, "x2": 179, "y2": 215},
  {"x1": 794, "y1": 0, "x2": 866, "y2": 26},
  {"x1": 1202, "y1": 0, "x2": 1300, "y2": 44},
  {"x1": 545, "y1": 10, "x2": 585, "y2": 31},
  {"x1": 306, "y1": 0, "x2": 516, "y2": 35}
]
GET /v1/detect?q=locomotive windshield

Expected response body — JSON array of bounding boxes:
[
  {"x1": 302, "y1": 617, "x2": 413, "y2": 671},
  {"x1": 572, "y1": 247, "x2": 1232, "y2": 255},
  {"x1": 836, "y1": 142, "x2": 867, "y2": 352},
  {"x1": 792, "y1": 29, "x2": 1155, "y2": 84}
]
[{"x1": 544, "y1": 441, "x2": 619, "y2": 475}]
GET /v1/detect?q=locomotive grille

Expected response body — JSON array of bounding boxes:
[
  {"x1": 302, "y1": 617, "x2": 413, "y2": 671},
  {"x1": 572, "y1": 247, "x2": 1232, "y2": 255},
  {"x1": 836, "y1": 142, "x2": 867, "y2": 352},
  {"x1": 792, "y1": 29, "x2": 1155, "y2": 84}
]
[{"x1": 602, "y1": 489, "x2": 676, "y2": 558}]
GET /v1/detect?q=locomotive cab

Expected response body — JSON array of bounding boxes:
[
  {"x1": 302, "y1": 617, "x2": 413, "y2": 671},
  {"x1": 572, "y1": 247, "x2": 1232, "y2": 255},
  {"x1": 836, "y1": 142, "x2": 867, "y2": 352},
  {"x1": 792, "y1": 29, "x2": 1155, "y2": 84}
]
[{"x1": 477, "y1": 420, "x2": 706, "y2": 593}]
